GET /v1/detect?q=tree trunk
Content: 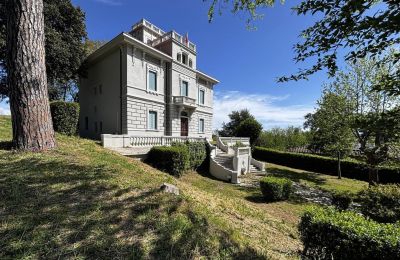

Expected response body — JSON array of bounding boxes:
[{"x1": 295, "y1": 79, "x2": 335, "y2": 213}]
[
  {"x1": 337, "y1": 151, "x2": 342, "y2": 179},
  {"x1": 368, "y1": 168, "x2": 379, "y2": 186},
  {"x1": 6, "y1": 0, "x2": 56, "y2": 151}
]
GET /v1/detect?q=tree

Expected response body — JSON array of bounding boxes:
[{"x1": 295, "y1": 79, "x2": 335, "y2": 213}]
[
  {"x1": 219, "y1": 109, "x2": 254, "y2": 136},
  {"x1": 236, "y1": 118, "x2": 263, "y2": 146},
  {"x1": 315, "y1": 55, "x2": 400, "y2": 183},
  {"x1": 6, "y1": 0, "x2": 56, "y2": 151},
  {"x1": 1, "y1": 0, "x2": 87, "y2": 101},
  {"x1": 304, "y1": 92, "x2": 354, "y2": 178},
  {"x1": 206, "y1": 0, "x2": 400, "y2": 95},
  {"x1": 255, "y1": 126, "x2": 310, "y2": 151}
]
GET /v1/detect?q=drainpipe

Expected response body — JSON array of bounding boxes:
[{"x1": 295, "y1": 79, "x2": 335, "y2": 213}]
[{"x1": 119, "y1": 46, "x2": 123, "y2": 134}]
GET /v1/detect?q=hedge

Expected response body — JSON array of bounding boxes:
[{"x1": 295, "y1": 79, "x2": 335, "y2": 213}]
[
  {"x1": 260, "y1": 176, "x2": 292, "y2": 201},
  {"x1": 147, "y1": 146, "x2": 189, "y2": 177},
  {"x1": 147, "y1": 141, "x2": 207, "y2": 177},
  {"x1": 299, "y1": 206, "x2": 400, "y2": 259},
  {"x1": 359, "y1": 184, "x2": 400, "y2": 223},
  {"x1": 253, "y1": 147, "x2": 400, "y2": 183},
  {"x1": 50, "y1": 101, "x2": 80, "y2": 136}
]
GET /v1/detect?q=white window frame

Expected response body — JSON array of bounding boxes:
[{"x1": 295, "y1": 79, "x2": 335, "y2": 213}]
[
  {"x1": 198, "y1": 118, "x2": 205, "y2": 133},
  {"x1": 147, "y1": 110, "x2": 158, "y2": 131},
  {"x1": 147, "y1": 69, "x2": 157, "y2": 93},
  {"x1": 198, "y1": 88, "x2": 205, "y2": 105},
  {"x1": 181, "y1": 80, "x2": 189, "y2": 97}
]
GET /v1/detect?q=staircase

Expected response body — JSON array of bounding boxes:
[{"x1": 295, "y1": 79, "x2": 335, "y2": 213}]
[{"x1": 214, "y1": 147, "x2": 264, "y2": 174}]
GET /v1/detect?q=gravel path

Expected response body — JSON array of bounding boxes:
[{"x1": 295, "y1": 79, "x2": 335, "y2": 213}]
[{"x1": 239, "y1": 173, "x2": 332, "y2": 206}]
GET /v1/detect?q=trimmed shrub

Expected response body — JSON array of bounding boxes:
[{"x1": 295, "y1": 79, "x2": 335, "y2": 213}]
[
  {"x1": 147, "y1": 146, "x2": 189, "y2": 177},
  {"x1": 359, "y1": 184, "x2": 400, "y2": 223},
  {"x1": 259, "y1": 176, "x2": 292, "y2": 201},
  {"x1": 50, "y1": 101, "x2": 79, "y2": 136},
  {"x1": 299, "y1": 206, "x2": 400, "y2": 259},
  {"x1": 185, "y1": 141, "x2": 207, "y2": 170},
  {"x1": 331, "y1": 191, "x2": 353, "y2": 210},
  {"x1": 253, "y1": 147, "x2": 400, "y2": 184}
]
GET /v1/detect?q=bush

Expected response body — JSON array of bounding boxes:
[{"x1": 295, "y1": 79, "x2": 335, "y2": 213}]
[
  {"x1": 359, "y1": 184, "x2": 400, "y2": 223},
  {"x1": 259, "y1": 176, "x2": 292, "y2": 201},
  {"x1": 253, "y1": 147, "x2": 400, "y2": 184},
  {"x1": 299, "y1": 206, "x2": 400, "y2": 259},
  {"x1": 331, "y1": 191, "x2": 353, "y2": 210},
  {"x1": 185, "y1": 141, "x2": 207, "y2": 170},
  {"x1": 147, "y1": 146, "x2": 189, "y2": 177},
  {"x1": 50, "y1": 101, "x2": 79, "y2": 136}
]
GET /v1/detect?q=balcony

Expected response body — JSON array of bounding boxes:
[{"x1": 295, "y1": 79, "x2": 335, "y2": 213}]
[{"x1": 173, "y1": 96, "x2": 197, "y2": 109}]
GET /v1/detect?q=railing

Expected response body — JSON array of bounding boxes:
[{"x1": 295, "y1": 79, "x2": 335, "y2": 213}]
[
  {"x1": 125, "y1": 136, "x2": 205, "y2": 147},
  {"x1": 133, "y1": 18, "x2": 166, "y2": 36},
  {"x1": 102, "y1": 134, "x2": 205, "y2": 148},
  {"x1": 173, "y1": 96, "x2": 196, "y2": 107},
  {"x1": 206, "y1": 139, "x2": 239, "y2": 183},
  {"x1": 219, "y1": 137, "x2": 250, "y2": 146}
]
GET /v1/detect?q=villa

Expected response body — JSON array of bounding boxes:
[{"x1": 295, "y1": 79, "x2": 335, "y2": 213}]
[
  {"x1": 79, "y1": 19, "x2": 264, "y2": 183},
  {"x1": 79, "y1": 19, "x2": 218, "y2": 140}
]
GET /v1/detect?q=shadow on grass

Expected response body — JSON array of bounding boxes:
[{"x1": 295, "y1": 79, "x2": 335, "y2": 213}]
[
  {"x1": 268, "y1": 167, "x2": 327, "y2": 186},
  {"x1": 0, "y1": 154, "x2": 266, "y2": 259},
  {"x1": 0, "y1": 141, "x2": 12, "y2": 151}
]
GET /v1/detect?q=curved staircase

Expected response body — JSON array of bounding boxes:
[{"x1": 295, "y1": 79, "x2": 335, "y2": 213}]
[{"x1": 207, "y1": 137, "x2": 266, "y2": 184}]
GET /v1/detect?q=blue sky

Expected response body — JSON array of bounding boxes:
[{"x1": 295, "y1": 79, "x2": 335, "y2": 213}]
[{"x1": 1, "y1": 0, "x2": 337, "y2": 129}]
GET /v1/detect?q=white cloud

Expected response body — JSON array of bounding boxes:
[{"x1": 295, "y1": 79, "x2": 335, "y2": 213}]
[
  {"x1": 0, "y1": 103, "x2": 10, "y2": 115},
  {"x1": 213, "y1": 91, "x2": 314, "y2": 130},
  {"x1": 94, "y1": 0, "x2": 122, "y2": 6}
]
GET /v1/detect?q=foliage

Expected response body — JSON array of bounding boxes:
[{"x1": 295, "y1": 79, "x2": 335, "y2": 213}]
[
  {"x1": 207, "y1": 1, "x2": 400, "y2": 95},
  {"x1": 0, "y1": 0, "x2": 87, "y2": 101},
  {"x1": 232, "y1": 141, "x2": 246, "y2": 148},
  {"x1": 331, "y1": 191, "x2": 352, "y2": 211},
  {"x1": 259, "y1": 176, "x2": 292, "y2": 201},
  {"x1": 148, "y1": 141, "x2": 207, "y2": 177},
  {"x1": 307, "y1": 56, "x2": 400, "y2": 183},
  {"x1": 147, "y1": 146, "x2": 189, "y2": 177},
  {"x1": 235, "y1": 118, "x2": 262, "y2": 146},
  {"x1": 253, "y1": 147, "x2": 400, "y2": 183},
  {"x1": 305, "y1": 90, "x2": 355, "y2": 178},
  {"x1": 177, "y1": 141, "x2": 207, "y2": 170},
  {"x1": 218, "y1": 109, "x2": 254, "y2": 137},
  {"x1": 304, "y1": 92, "x2": 354, "y2": 156},
  {"x1": 299, "y1": 206, "x2": 400, "y2": 260},
  {"x1": 255, "y1": 126, "x2": 310, "y2": 151},
  {"x1": 50, "y1": 101, "x2": 79, "y2": 136},
  {"x1": 359, "y1": 184, "x2": 400, "y2": 223}
]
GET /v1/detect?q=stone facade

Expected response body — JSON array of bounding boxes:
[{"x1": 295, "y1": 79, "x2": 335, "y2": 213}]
[{"x1": 79, "y1": 19, "x2": 218, "y2": 139}]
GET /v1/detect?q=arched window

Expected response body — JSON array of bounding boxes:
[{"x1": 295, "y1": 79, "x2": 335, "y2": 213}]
[
  {"x1": 189, "y1": 58, "x2": 193, "y2": 68},
  {"x1": 177, "y1": 53, "x2": 181, "y2": 62}
]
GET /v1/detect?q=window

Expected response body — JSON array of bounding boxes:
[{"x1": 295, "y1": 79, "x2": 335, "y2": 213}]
[
  {"x1": 148, "y1": 70, "x2": 157, "y2": 91},
  {"x1": 199, "y1": 89, "x2": 205, "y2": 105},
  {"x1": 189, "y1": 58, "x2": 193, "y2": 68},
  {"x1": 199, "y1": 119, "x2": 205, "y2": 133},
  {"x1": 99, "y1": 84, "x2": 103, "y2": 94},
  {"x1": 181, "y1": 81, "x2": 188, "y2": 96},
  {"x1": 85, "y1": 117, "x2": 89, "y2": 130},
  {"x1": 93, "y1": 87, "x2": 97, "y2": 95},
  {"x1": 148, "y1": 111, "x2": 157, "y2": 130},
  {"x1": 177, "y1": 53, "x2": 181, "y2": 62},
  {"x1": 182, "y1": 53, "x2": 187, "y2": 65}
]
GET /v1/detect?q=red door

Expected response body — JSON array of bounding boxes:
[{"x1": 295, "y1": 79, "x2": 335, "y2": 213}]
[{"x1": 181, "y1": 117, "x2": 188, "y2": 136}]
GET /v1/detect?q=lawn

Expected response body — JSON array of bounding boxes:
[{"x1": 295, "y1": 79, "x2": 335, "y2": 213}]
[{"x1": 0, "y1": 116, "x2": 368, "y2": 259}]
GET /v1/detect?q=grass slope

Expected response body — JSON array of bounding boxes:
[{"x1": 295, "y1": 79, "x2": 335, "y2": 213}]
[{"x1": 0, "y1": 116, "x2": 368, "y2": 259}]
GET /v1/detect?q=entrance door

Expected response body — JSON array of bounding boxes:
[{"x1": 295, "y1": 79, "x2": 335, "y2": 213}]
[{"x1": 181, "y1": 117, "x2": 188, "y2": 136}]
